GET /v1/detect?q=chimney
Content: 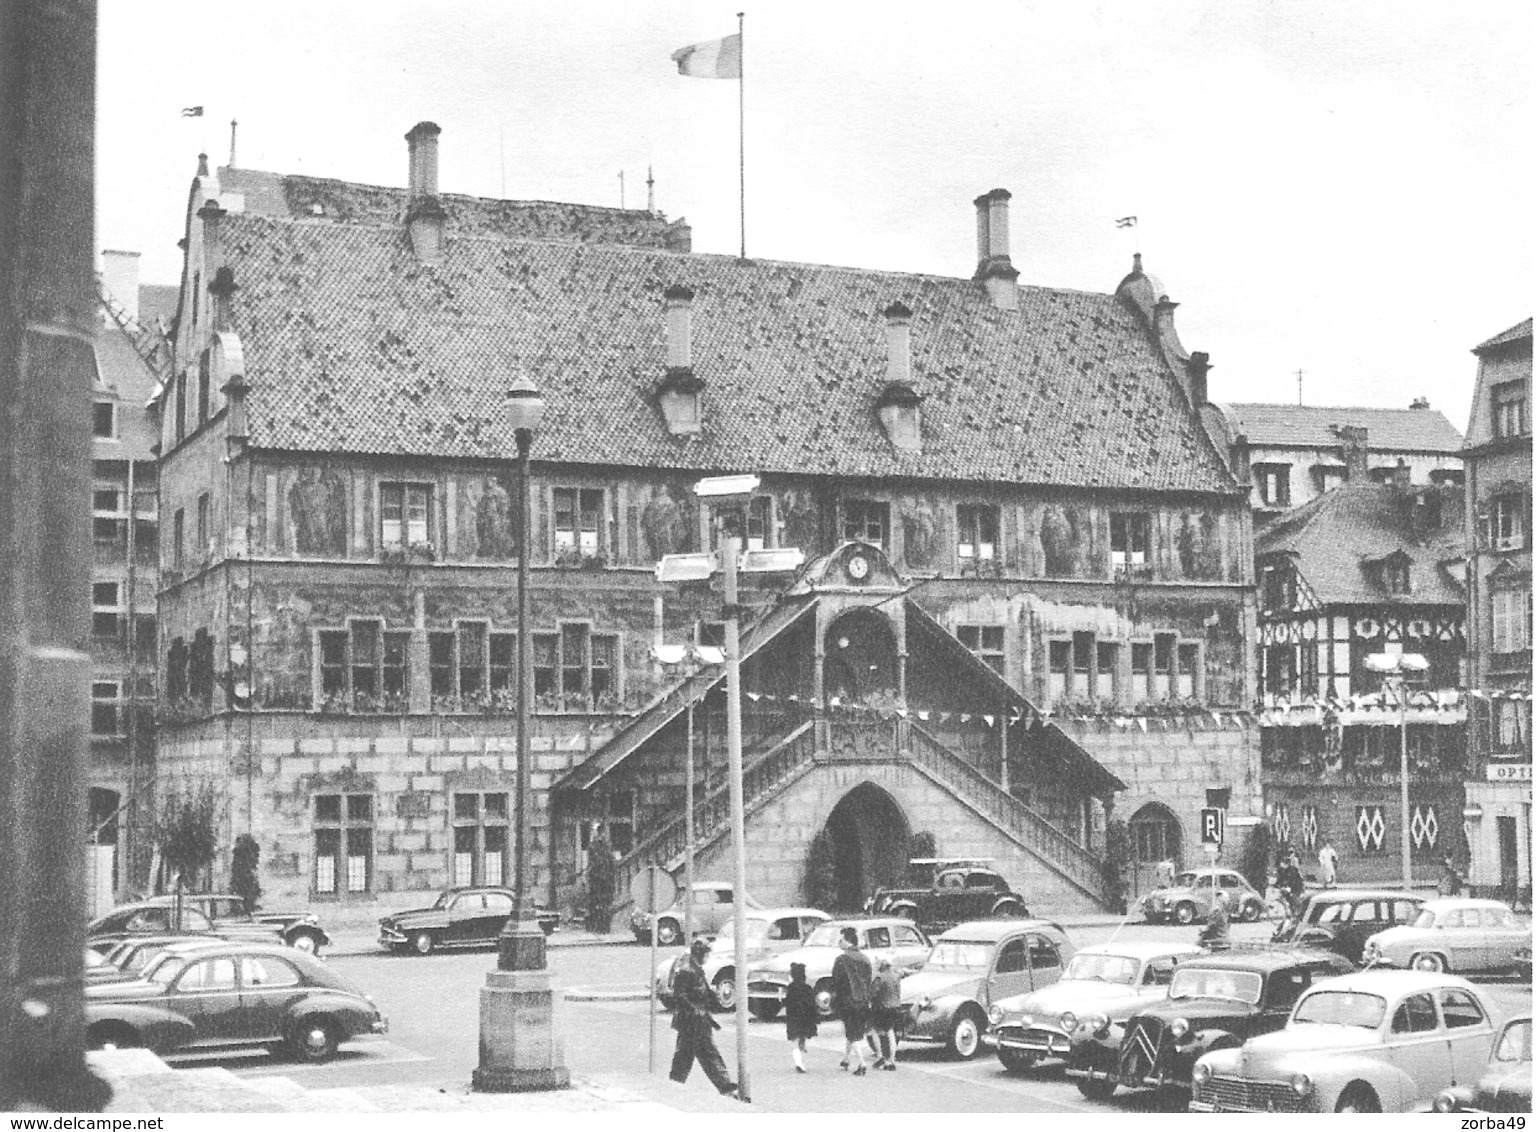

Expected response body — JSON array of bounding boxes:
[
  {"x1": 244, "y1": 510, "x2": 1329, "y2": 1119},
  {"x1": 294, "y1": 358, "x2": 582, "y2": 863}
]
[
  {"x1": 101, "y1": 250, "x2": 140, "y2": 321},
  {"x1": 1333, "y1": 424, "x2": 1370, "y2": 481},
  {"x1": 877, "y1": 302, "x2": 922, "y2": 454},
  {"x1": 656, "y1": 284, "x2": 703, "y2": 437},
  {"x1": 972, "y1": 188, "x2": 1019, "y2": 310},
  {"x1": 1187, "y1": 351, "x2": 1211, "y2": 405},
  {"x1": 405, "y1": 121, "x2": 447, "y2": 264}
]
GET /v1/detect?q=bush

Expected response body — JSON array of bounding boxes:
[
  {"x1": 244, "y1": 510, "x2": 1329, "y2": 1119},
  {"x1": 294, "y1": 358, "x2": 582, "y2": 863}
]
[
  {"x1": 156, "y1": 782, "x2": 221, "y2": 889},
  {"x1": 585, "y1": 836, "x2": 615, "y2": 932},
  {"x1": 231, "y1": 834, "x2": 261, "y2": 911},
  {"x1": 803, "y1": 828, "x2": 838, "y2": 911},
  {"x1": 1239, "y1": 823, "x2": 1273, "y2": 894},
  {"x1": 1102, "y1": 818, "x2": 1130, "y2": 914}
]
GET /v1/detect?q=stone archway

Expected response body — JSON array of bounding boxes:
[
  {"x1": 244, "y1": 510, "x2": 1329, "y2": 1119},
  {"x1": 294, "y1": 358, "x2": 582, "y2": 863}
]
[
  {"x1": 823, "y1": 608, "x2": 900, "y2": 705},
  {"x1": 820, "y1": 782, "x2": 910, "y2": 912},
  {"x1": 1128, "y1": 801, "x2": 1184, "y2": 900}
]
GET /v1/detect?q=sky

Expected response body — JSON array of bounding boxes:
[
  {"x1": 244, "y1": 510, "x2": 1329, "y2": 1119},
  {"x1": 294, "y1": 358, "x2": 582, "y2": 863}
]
[{"x1": 98, "y1": 0, "x2": 1531, "y2": 431}]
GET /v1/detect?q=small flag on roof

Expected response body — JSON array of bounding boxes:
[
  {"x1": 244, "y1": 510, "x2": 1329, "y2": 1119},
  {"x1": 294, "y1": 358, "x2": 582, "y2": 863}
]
[
  {"x1": 181, "y1": 106, "x2": 204, "y2": 117},
  {"x1": 1115, "y1": 215, "x2": 1137, "y2": 228},
  {"x1": 672, "y1": 33, "x2": 742, "y2": 79}
]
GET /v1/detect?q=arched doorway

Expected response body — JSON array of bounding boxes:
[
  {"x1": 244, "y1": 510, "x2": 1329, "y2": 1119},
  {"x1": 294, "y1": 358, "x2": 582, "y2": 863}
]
[
  {"x1": 823, "y1": 609, "x2": 899, "y2": 705},
  {"x1": 818, "y1": 783, "x2": 910, "y2": 911},
  {"x1": 1128, "y1": 802, "x2": 1183, "y2": 900}
]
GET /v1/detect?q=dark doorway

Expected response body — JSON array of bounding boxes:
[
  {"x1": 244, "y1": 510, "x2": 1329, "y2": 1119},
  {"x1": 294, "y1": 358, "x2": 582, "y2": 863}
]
[
  {"x1": 1498, "y1": 816, "x2": 1519, "y2": 901},
  {"x1": 823, "y1": 609, "x2": 899, "y2": 705},
  {"x1": 821, "y1": 783, "x2": 910, "y2": 912}
]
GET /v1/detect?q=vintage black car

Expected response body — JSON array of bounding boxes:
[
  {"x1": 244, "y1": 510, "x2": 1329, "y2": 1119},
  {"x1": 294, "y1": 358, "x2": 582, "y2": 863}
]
[
  {"x1": 88, "y1": 901, "x2": 284, "y2": 949},
  {"x1": 1067, "y1": 948, "x2": 1355, "y2": 1101},
  {"x1": 85, "y1": 940, "x2": 386, "y2": 1062},
  {"x1": 378, "y1": 886, "x2": 559, "y2": 955},
  {"x1": 866, "y1": 858, "x2": 1028, "y2": 936},
  {"x1": 143, "y1": 893, "x2": 332, "y2": 955},
  {"x1": 1435, "y1": 1014, "x2": 1532, "y2": 1114},
  {"x1": 1269, "y1": 889, "x2": 1423, "y2": 965}
]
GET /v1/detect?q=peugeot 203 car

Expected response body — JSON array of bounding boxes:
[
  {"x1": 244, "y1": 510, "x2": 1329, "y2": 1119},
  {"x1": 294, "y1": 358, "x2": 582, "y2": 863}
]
[
  {"x1": 1069, "y1": 948, "x2": 1354, "y2": 1101},
  {"x1": 85, "y1": 940, "x2": 386, "y2": 1063},
  {"x1": 1362, "y1": 897, "x2": 1532, "y2": 977},
  {"x1": 988, "y1": 940, "x2": 1203, "y2": 1072},
  {"x1": 898, "y1": 920, "x2": 1075, "y2": 1060},
  {"x1": 1190, "y1": 970, "x2": 1498, "y2": 1112},
  {"x1": 746, "y1": 917, "x2": 930, "y2": 1020}
]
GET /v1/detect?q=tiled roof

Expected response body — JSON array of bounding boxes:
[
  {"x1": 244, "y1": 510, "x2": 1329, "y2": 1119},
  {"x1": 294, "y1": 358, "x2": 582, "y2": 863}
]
[
  {"x1": 1255, "y1": 482, "x2": 1465, "y2": 605},
  {"x1": 1217, "y1": 403, "x2": 1463, "y2": 453},
  {"x1": 216, "y1": 179, "x2": 1239, "y2": 494},
  {"x1": 1474, "y1": 317, "x2": 1532, "y2": 354}
]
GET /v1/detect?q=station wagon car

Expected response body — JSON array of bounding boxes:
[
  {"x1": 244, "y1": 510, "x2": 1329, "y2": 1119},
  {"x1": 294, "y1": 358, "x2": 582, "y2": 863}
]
[
  {"x1": 1069, "y1": 948, "x2": 1354, "y2": 1101},
  {"x1": 85, "y1": 940, "x2": 386, "y2": 1063},
  {"x1": 899, "y1": 920, "x2": 1075, "y2": 1059},
  {"x1": 747, "y1": 917, "x2": 931, "y2": 1020},
  {"x1": 1191, "y1": 971, "x2": 1498, "y2": 1112},
  {"x1": 654, "y1": 907, "x2": 830, "y2": 1010},
  {"x1": 1435, "y1": 1013, "x2": 1532, "y2": 1114},
  {"x1": 988, "y1": 941, "x2": 1204, "y2": 1072},
  {"x1": 1362, "y1": 897, "x2": 1533, "y2": 976},
  {"x1": 1139, "y1": 868, "x2": 1266, "y2": 925},
  {"x1": 1270, "y1": 889, "x2": 1424, "y2": 965},
  {"x1": 630, "y1": 881, "x2": 759, "y2": 946},
  {"x1": 378, "y1": 886, "x2": 559, "y2": 955}
]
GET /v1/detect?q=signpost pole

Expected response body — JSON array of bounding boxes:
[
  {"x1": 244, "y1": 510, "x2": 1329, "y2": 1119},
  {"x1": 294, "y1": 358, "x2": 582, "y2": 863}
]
[{"x1": 647, "y1": 864, "x2": 657, "y2": 1074}]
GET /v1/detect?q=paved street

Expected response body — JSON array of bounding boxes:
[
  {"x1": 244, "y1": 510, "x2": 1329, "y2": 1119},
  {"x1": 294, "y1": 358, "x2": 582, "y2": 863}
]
[{"x1": 167, "y1": 920, "x2": 1532, "y2": 1113}]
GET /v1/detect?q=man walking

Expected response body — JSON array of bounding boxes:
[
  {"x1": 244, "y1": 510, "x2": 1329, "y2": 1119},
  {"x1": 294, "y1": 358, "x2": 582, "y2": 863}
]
[
  {"x1": 670, "y1": 938, "x2": 741, "y2": 1099},
  {"x1": 831, "y1": 926, "x2": 873, "y2": 1075},
  {"x1": 1318, "y1": 840, "x2": 1339, "y2": 888}
]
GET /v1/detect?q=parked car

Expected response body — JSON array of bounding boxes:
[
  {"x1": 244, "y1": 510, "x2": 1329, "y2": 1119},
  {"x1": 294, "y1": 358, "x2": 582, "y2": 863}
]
[
  {"x1": 1190, "y1": 970, "x2": 1499, "y2": 1112},
  {"x1": 1435, "y1": 1013, "x2": 1532, "y2": 1114},
  {"x1": 1270, "y1": 889, "x2": 1424, "y2": 965},
  {"x1": 143, "y1": 893, "x2": 331, "y2": 955},
  {"x1": 988, "y1": 940, "x2": 1204, "y2": 1072},
  {"x1": 746, "y1": 916, "x2": 931, "y2": 1020},
  {"x1": 630, "y1": 881, "x2": 759, "y2": 946},
  {"x1": 898, "y1": 919, "x2": 1075, "y2": 1060},
  {"x1": 654, "y1": 907, "x2": 829, "y2": 1010},
  {"x1": 378, "y1": 886, "x2": 559, "y2": 955},
  {"x1": 866, "y1": 858, "x2": 1029, "y2": 936},
  {"x1": 1363, "y1": 897, "x2": 1533, "y2": 977},
  {"x1": 96, "y1": 935, "x2": 218, "y2": 982},
  {"x1": 1068, "y1": 947, "x2": 1354, "y2": 1101},
  {"x1": 87, "y1": 900, "x2": 284, "y2": 949},
  {"x1": 85, "y1": 940, "x2": 387, "y2": 1063},
  {"x1": 1139, "y1": 868, "x2": 1266, "y2": 925}
]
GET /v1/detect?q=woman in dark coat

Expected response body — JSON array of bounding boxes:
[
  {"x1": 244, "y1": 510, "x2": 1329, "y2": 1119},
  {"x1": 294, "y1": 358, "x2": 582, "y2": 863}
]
[{"x1": 784, "y1": 961, "x2": 818, "y2": 1073}]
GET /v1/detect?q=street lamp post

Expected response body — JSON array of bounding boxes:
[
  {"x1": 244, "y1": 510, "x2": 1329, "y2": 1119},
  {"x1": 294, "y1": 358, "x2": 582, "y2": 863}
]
[
  {"x1": 1366, "y1": 652, "x2": 1430, "y2": 891},
  {"x1": 473, "y1": 375, "x2": 569, "y2": 1092}
]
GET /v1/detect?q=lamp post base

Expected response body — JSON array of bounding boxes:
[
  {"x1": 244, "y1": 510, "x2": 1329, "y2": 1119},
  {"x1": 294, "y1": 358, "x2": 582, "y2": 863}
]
[{"x1": 471, "y1": 968, "x2": 570, "y2": 1093}]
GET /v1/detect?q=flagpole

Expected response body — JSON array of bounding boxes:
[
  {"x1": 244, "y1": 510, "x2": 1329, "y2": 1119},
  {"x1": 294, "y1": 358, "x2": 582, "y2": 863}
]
[{"x1": 738, "y1": 10, "x2": 745, "y2": 260}]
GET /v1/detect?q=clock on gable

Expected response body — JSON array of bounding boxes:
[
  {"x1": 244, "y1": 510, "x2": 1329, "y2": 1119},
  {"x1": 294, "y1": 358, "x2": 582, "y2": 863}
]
[{"x1": 847, "y1": 553, "x2": 870, "y2": 582}]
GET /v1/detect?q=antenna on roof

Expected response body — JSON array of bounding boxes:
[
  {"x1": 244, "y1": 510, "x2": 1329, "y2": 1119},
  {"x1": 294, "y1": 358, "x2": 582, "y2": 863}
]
[
  {"x1": 647, "y1": 165, "x2": 655, "y2": 214},
  {"x1": 228, "y1": 119, "x2": 237, "y2": 168},
  {"x1": 618, "y1": 170, "x2": 625, "y2": 210},
  {"x1": 1296, "y1": 368, "x2": 1304, "y2": 406}
]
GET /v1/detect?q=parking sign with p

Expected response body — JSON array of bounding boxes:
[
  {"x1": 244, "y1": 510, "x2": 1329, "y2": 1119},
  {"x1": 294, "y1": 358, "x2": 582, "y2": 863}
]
[{"x1": 1200, "y1": 807, "x2": 1225, "y2": 847}]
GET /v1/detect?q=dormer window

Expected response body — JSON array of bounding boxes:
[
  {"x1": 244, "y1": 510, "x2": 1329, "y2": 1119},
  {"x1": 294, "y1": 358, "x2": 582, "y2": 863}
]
[
  {"x1": 1382, "y1": 553, "x2": 1411, "y2": 595},
  {"x1": 1492, "y1": 379, "x2": 1528, "y2": 439},
  {"x1": 876, "y1": 383, "x2": 922, "y2": 453},
  {"x1": 656, "y1": 368, "x2": 704, "y2": 437}
]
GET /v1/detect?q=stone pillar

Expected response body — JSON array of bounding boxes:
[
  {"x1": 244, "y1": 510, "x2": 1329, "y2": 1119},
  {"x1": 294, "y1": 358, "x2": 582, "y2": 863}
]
[
  {"x1": 409, "y1": 589, "x2": 430, "y2": 712},
  {"x1": 471, "y1": 969, "x2": 569, "y2": 1092}
]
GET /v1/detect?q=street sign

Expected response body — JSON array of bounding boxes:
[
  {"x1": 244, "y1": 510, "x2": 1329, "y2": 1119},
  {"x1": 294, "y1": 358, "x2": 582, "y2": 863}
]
[
  {"x1": 629, "y1": 863, "x2": 678, "y2": 915},
  {"x1": 1200, "y1": 807, "x2": 1225, "y2": 847}
]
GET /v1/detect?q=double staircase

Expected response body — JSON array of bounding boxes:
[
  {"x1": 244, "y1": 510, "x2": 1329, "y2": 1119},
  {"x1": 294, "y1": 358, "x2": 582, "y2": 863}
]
[{"x1": 613, "y1": 713, "x2": 1111, "y2": 913}]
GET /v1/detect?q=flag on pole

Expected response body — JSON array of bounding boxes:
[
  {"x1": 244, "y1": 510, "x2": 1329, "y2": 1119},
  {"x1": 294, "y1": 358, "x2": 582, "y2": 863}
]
[
  {"x1": 672, "y1": 33, "x2": 742, "y2": 79},
  {"x1": 181, "y1": 106, "x2": 204, "y2": 117},
  {"x1": 1115, "y1": 215, "x2": 1136, "y2": 228}
]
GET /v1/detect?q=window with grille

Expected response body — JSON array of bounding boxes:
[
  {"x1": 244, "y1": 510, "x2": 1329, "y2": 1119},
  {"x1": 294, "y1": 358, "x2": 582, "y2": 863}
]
[
  {"x1": 93, "y1": 487, "x2": 126, "y2": 543},
  {"x1": 317, "y1": 622, "x2": 411, "y2": 711},
  {"x1": 957, "y1": 625, "x2": 1005, "y2": 674},
  {"x1": 91, "y1": 681, "x2": 121, "y2": 737},
  {"x1": 1492, "y1": 587, "x2": 1532, "y2": 654},
  {"x1": 533, "y1": 623, "x2": 621, "y2": 710},
  {"x1": 842, "y1": 500, "x2": 889, "y2": 549},
  {"x1": 314, "y1": 793, "x2": 373, "y2": 895},
  {"x1": 1110, "y1": 513, "x2": 1151, "y2": 578},
  {"x1": 553, "y1": 487, "x2": 604, "y2": 556},
  {"x1": 452, "y1": 792, "x2": 510, "y2": 887},
  {"x1": 1492, "y1": 380, "x2": 1528, "y2": 439},
  {"x1": 956, "y1": 504, "x2": 998, "y2": 563},
  {"x1": 93, "y1": 401, "x2": 117, "y2": 439},
  {"x1": 380, "y1": 482, "x2": 431, "y2": 550},
  {"x1": 92, "y1": 582, "x2": 122, "y2": 640}
]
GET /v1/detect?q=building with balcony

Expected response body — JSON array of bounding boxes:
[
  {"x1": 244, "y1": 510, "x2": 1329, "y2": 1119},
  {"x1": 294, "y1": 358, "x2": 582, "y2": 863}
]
[
  {"x1": 148, "y1": 124, "x2": 1258, "y2": 916},
  {"x1": 1254, "y1": 476, "x2": 1467, "y2": 885},
  {"x1": 1461, "y1": 318, "x2": 1532, "y2": 902}
]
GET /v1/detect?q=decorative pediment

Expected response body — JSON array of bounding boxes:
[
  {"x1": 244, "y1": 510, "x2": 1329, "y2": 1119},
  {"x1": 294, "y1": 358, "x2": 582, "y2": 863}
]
[{"x1": 791, "y1": 541, "x2": 905, "y2": 593}]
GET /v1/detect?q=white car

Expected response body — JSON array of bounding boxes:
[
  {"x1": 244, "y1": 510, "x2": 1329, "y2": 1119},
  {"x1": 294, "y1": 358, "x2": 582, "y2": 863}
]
[
  {"x1": 653, "y1": 907, "x2": 829, "y2": 1010},
  {"x1": 987, "y1": 940, "x2": 1204, "y2": 1071},
  {"x1": 746, "y1": 917, "x2": 932, "y2": 1020},
  {"x1": 1362, "y1": 897, "x2": 1532, "y2": 976},
  {"x1": 1190, "y1": 970, "x2": 1498, "y2": 1112}
]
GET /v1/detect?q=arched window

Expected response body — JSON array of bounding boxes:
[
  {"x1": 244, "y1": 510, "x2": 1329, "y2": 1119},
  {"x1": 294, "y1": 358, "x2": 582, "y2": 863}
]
[{"x1": 1129, "y1": 803, "x2": 1182, "y2": 866}]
